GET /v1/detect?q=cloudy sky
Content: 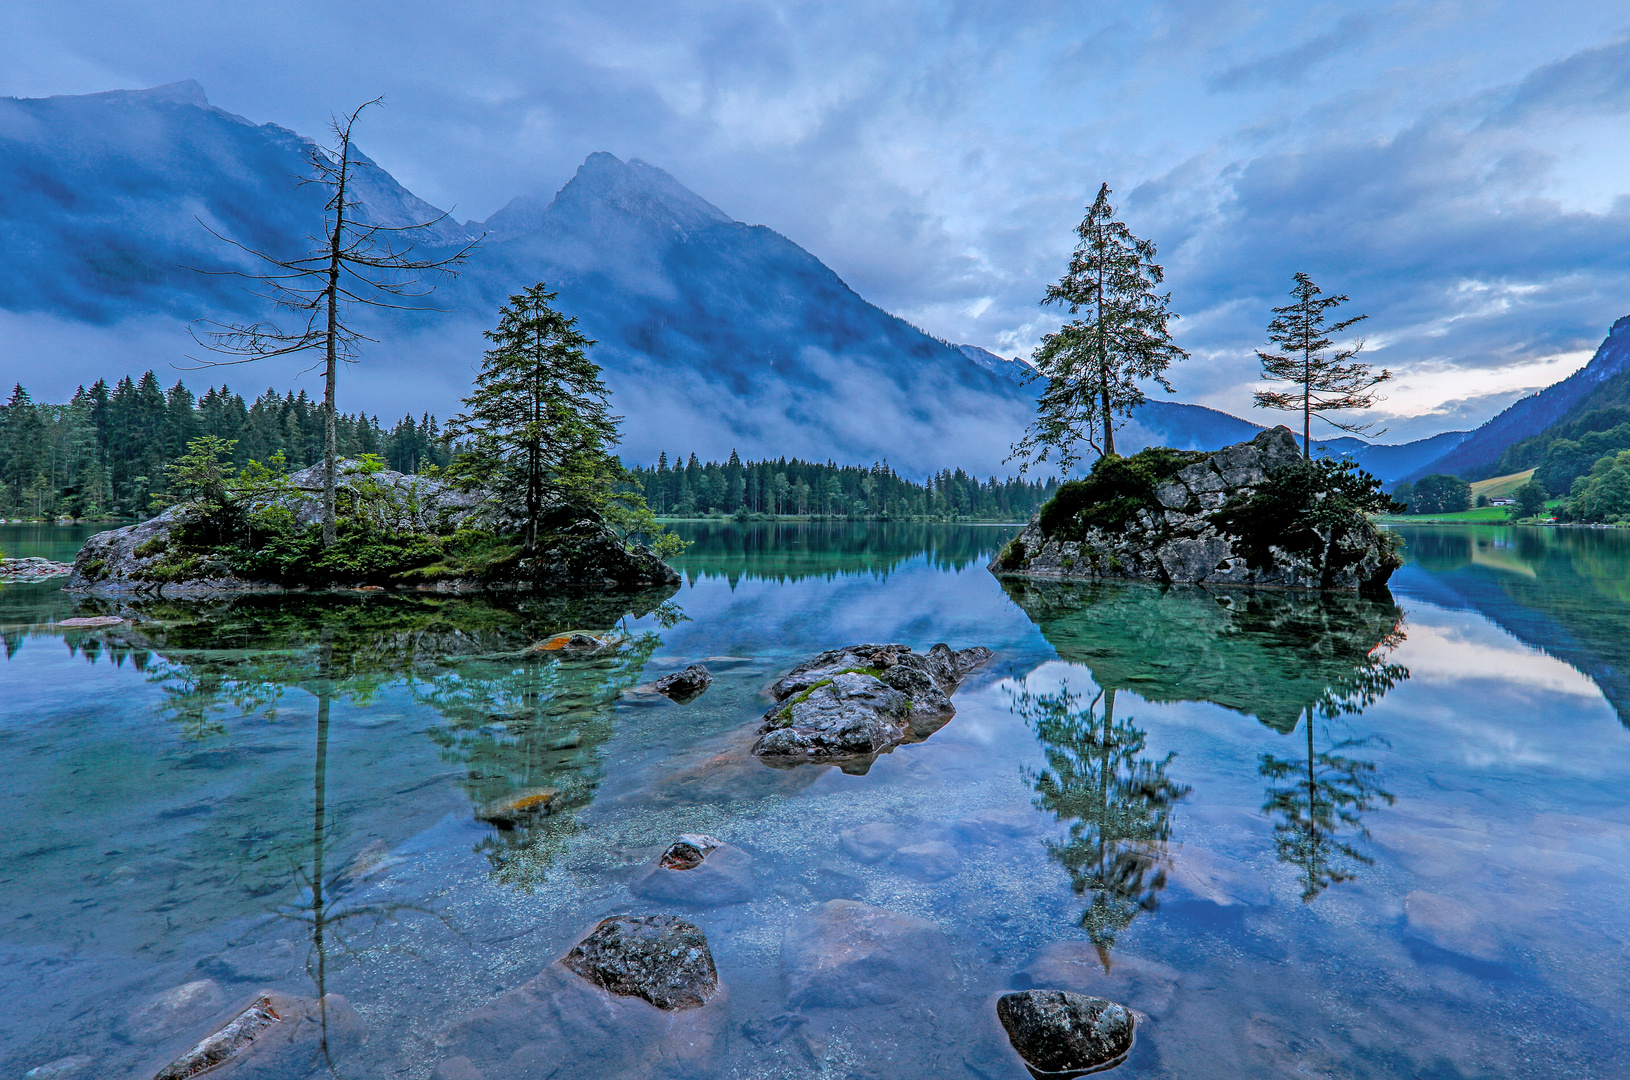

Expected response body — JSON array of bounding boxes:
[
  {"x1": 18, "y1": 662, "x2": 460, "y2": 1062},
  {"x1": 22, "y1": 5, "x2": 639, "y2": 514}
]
[{"x1": 5, "y1": 0, "x2": 1630, "y2": 439}]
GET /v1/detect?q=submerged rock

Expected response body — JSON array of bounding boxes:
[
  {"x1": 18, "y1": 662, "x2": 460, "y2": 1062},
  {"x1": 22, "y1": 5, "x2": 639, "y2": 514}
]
[
  {"x1": 751, "y1": 642, "x2": 991, "y2": 764},
  {"x1": 432, "y1": 960, "x2": 727, "y2": 1080},
  {"x1": 561, "y1": 915, "x2": 720, "y2": 1011},
  {"x1": 149, "y1": 990, "x2": 365, "y2": 1080},
  {"x1": 476, "y1": 787, "x2": 560, "y2": 829},
  {"x1": 117, "y1": 979, "x2": 226, "y2": 1045},
  {"x1": 991, "y1": 427, "x2": 1401, "y2": 593},
  {"x1": 655, "y1": 664, "x2": 713, "y2": 703},
  {"x1": 55, "y1": 615, "x2": 126, "y2": 628},
  {"x1": 996, "y1": 990, "x2": 1135, "y2": 1078},
  {"x1": 891, "y1": 840, "x2": 961, "y2": 880},
  {"x1": 629, "y1": 835, "x2": 755, "y2": 906},
  {"x1": 21, "y1": 1055, "x2": 93, "y2": 1079},
  {"x1": 781, "y1": 900, "x2": 954, "y2": 1008},
  {"x1": 838, "y1": 821, "x2": 912, "y2": 863},
  {"x1": 1, "y1": 557, "x2": 74, "y2": 582}
]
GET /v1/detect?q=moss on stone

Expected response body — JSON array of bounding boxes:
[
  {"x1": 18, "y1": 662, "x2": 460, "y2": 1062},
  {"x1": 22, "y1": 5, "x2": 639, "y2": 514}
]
[{"x1": 1036, "y1": 447, "x2": 1206, "y2": 541}]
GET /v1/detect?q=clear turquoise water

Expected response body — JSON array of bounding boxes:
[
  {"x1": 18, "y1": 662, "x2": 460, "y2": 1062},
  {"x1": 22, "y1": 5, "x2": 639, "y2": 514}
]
[{"x1": 2, "y1": 521, "x2": 1628, "y2": 1079}]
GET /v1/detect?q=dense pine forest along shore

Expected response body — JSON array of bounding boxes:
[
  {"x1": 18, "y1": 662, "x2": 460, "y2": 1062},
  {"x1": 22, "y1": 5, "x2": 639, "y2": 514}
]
[
  {"x1": 0, "y1": 376, "x2": 1057, "y2": 524},
  {"x1": 626, "y1": 453, "x2": 1057, "y2": 521},
  {"x1": 0, "y1": 375, "x2": 448, "y2": 520}
]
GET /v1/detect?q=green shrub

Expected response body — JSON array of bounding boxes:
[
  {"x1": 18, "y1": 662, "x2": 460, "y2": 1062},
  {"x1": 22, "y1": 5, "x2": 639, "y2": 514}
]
[
  {"x1": 133, "y1": 537, "x2": 168, "y2": 559},
  {"x1": 1035, "y1": 447, "x2": 1205, "y2": 540},
  {"x1": 1210, "y1": 457, "x2": 1398, "y2": 583}
]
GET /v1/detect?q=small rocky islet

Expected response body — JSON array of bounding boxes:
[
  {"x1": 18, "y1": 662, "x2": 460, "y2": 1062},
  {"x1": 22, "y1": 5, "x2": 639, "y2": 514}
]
[
  {"x1": 991, "y1": 426, "x2": 1402, "y2": 594},
  {"x1": 60, "y1": 459, "x2": 677, "y2": 596}
]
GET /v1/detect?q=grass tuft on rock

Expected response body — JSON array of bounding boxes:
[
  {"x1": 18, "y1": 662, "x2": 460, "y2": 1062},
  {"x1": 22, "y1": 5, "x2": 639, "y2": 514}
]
[{"x1": 1036, "y1": 447, "x2": 1206, "y2": 540}]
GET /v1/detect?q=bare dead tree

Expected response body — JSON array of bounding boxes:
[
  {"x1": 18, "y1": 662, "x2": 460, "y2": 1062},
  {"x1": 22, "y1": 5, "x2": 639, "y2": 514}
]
[{"x1": 188, "y1": 99, "x2": 478, "y2": 545}]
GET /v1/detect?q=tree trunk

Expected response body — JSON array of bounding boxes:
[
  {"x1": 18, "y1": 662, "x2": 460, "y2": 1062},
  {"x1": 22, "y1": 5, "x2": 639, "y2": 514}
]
[
  {"x1": 1097, "y1": 247, "x2": 1115, "y2": 457},
  {"x1": 1302, "y1": 345, "x2": 1311, "y2": 458},
  {"x1": 320, "y1": 139, "x2": 351, "y2": 548}
]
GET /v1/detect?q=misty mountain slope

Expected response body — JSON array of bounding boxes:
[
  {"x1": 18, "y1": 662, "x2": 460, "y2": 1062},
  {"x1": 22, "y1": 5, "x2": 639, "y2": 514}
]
[
  {"x1": 0, "y1": 81, "x2": 467, "y2": 323},
  {"x1": 1404, "y1": 315, "x2": 1630, "y2": 481},
  {"x1": 419, "y1": 152, "x2": 1037, "y2": 469}
]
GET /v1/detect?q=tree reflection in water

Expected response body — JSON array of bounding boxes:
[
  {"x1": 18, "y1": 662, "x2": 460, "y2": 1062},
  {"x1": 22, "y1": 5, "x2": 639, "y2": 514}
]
[
  {"x1": 1259, "y1": 642, "x2": 1407, "y2": 902},
  {"x1": 1016, "y1": 683, "x2": 1190, "y2": 962}
]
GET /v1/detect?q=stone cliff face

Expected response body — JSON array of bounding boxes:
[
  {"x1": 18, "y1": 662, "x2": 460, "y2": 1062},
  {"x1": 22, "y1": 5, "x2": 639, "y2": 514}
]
[{"x1": 990, "y1": 427, "x2": 1401, "y2": 593}]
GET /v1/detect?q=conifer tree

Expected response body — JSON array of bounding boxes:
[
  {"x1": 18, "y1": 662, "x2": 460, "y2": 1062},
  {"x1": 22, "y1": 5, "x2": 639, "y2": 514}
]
[
  {"x1": 1012, "y1": 183, "x2": 1187, "y2": 470},
  {"x1": 1254, "y1": 273, "x2": 1390, "y2": 457},
  {"x1": 191, "y1": 99, "x2": 476, "y2": 546},
  {"x1": 446, "y1": 283, "x2": 620, "y2": 550}
]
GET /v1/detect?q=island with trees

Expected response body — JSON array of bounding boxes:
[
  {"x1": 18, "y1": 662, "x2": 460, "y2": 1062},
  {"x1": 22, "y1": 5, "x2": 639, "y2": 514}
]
[{"x1": 996, "y1": 185, "x2": 1402, "y2": 593}]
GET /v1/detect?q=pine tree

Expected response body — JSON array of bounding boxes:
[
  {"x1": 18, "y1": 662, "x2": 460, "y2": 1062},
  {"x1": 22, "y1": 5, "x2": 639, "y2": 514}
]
[
  {"x1": 1012, "y1": 183, "x2": 1188, "y2": 470},
  {"x1": 446, "y1": 283, "x2": 620, "y2": 549},
  {"x1": 1254, "y1": 272, "x2": 1390, "y2": 457}
]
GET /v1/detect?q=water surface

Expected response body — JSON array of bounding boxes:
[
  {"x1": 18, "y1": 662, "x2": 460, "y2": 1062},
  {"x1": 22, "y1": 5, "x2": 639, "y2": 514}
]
[{"x1": 2, "y1": 521, "x2": 1627, "y2": 1079}]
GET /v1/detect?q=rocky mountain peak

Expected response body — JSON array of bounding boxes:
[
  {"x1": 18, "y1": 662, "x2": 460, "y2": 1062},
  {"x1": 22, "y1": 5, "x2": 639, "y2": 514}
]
[{"x1": 482, "y1": 152, "x2": 731, "y2": 241}]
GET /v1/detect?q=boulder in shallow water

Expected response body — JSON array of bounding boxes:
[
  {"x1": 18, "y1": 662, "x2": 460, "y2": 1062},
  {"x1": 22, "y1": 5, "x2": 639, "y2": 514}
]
[
  {"x1": 996, "y1": 989, "x2": 1135, "y2": 1078},
  {"x1": 752, "y1": 642, "x2": 991, "y2": 765},
  {"x1": 655, "y1": 664, "x2": 713, "y2": 702},
  {"x1": 21, "y1": 1055, "x2": 92, "y2": 1079},
  {"x1": 148, "y1": 990, "x2": 365, "y2": 1080},
  {"x1": 562, "y1": 914, "x2": 719, "y2": 1011},
  {"x1": 55, "y1": 615, "x2": 126, "y2": 628},
  {"x1": 891, "y1": 840, "x2": 961, "y2": 881},
  {"x1": 432, "y1": 959, "x2": 727, "y2": 1080},
  {"x1": 781, "y1": 899, "x2": 954, "y2": 1008},
  {"x1": 476, "y1": 787, "x2": 559, "y2": 829},
  {"x1": 628, "y1": 835, "x2": 755, "y2": 906},
  {"x1": 0, "y1": 557, "x2": 74, "y2": 582},
  {"x1": 117, "y1": 978, "x2": 226, "y2": 1045}
]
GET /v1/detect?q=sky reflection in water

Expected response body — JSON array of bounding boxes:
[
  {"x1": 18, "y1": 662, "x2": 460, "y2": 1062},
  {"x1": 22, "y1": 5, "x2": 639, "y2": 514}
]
[{"x1": 0, "y1": 521, "x2": 1627, "y2": 1079}]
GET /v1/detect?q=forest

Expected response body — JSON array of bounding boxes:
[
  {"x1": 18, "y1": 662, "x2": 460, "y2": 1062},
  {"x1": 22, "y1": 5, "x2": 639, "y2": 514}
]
[
  {"x1": 0, "y1": 374, "x2": 1054, "y2": 522},
  {"x1": 0, "y1": 375, "x2": 447, "y2": 518}
]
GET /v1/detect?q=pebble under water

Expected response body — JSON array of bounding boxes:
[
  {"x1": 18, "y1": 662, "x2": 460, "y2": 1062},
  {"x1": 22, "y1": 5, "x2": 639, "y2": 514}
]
[{"x1": 2, "y1": 520, "x2": 1629, "y2": 1079}]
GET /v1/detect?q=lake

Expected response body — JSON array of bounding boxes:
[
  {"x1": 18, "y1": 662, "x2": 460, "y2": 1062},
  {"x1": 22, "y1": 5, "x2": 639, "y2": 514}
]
[{"x1": 2, "y1": 520, "x2": 1627, "y2": 1079}]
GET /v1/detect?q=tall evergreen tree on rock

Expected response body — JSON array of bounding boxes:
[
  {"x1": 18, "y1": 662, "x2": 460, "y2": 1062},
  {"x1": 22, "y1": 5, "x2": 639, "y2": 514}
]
[
  {"x1": 1011, "y1": 183, "x2": 1188, "y2": 471},
  {"x1": 447, "y1": 283, "x2": 621, "y2": 550},
  {"x1": 1254, "y1": 273, "x2": 1390, "y2": 457}
]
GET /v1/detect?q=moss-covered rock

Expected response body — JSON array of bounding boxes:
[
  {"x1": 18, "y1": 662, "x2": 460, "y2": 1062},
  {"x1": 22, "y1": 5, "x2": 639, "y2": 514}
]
[{"x1": 990, "y1": 427, "x2": 1401, "y2": 593}]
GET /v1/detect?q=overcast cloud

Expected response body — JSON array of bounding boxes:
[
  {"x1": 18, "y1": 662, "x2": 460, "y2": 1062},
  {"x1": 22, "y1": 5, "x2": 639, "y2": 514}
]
[{"x1": 4, "y1": 0, "x2": 1630, "y2": 440}]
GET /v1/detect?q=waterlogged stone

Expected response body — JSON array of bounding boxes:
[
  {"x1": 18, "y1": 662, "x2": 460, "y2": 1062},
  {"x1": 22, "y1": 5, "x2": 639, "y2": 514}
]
[
  {"x1": 781, "y1": 900, "x2": 953, "y2": 1008},
  {"x1": 655, "y1": 664, "x2": 713, "y2": 703},
  {"x1": 117, "y1": 979, "x2": 226, "y2": 1045},
  {"x1": 476, "y1": 787, "x2": 560, "y2": 829},
  {"x1": 433, "y1": 961, "x2": 727, "y2": 1080},
  {"x1": 54, "y1": 614, "x2": 125, "y2": 628},
  {"x1": 996, "y1": 990, "x2": 1135, "y2": 1078},
  {"x1": 891, "y1": 840, "x2": 961, "y2": 880},
  {"x1": 629, "y1": 836, "x2": 755, "y2": 906},
  {"x1": 196, "y1": 938, "x2": 300, "y2": 983},
  {"x1": 21, "y1": 1055, "x2": 93, "y2": 1079},
  {"x1": 149, "y1": 991, "x2": 365, "y2": 1080},
  {"x1": 562, "y1": 915, "x2": 719, "y2": 1010},
  {"x1": 839, "y1": 821, "x2": 910, "y2": 863}
]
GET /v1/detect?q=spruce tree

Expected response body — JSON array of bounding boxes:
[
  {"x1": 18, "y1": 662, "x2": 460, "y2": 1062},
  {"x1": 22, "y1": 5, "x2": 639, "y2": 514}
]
[
  {"x1": 1012, "y1": 183, "x2": 1187, "y2": 470},
  {"x1": 1254, "y1": 272, "x2": 1390, "y2": 457},
  {"x1": 446, "y1": 283, "x2": 620, "y2": 549}
]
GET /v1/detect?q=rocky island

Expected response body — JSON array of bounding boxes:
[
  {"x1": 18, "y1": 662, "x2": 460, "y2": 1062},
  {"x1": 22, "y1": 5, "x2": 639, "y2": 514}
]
[
  {"x1": 991, "y1": 427, "x2": 1402, "y2": 594},
  {"x1": 65, "y1": 459, "x2": 677, "y2": 595}
]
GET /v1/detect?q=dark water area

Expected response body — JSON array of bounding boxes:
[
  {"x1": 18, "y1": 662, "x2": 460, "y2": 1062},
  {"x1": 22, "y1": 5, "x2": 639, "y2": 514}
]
[{"x1": 2, "y1": 521, "x2": 1628, "y2": 1079}]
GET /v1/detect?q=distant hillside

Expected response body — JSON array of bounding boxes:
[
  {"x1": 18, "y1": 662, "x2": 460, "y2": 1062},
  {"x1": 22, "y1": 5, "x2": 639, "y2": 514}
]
[{"x1": 1403, "y1": 316, "x2": 1630, "y2": 482}]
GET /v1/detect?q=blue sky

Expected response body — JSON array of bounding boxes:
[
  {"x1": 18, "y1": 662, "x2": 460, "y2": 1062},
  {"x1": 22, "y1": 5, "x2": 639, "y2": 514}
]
[{"x1": 5, "y1": 0, "x2": 1630, "y2": 440}]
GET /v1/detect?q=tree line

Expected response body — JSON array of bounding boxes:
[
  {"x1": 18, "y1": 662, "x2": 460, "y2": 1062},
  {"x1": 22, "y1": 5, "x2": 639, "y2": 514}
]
[
  {"x1": 627, "y1": 453, "x2": 1058, "y2": 521},
  {"x1": 0, "y1": 375, "x2": 449, "y2": 519}
]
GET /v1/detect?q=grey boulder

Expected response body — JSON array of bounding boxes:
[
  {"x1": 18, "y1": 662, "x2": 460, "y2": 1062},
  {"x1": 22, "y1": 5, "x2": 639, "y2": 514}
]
[
  {"x1": 996, "y1": 989, "x2": 1135, "y2": 1078},
  {"x1": 561, "y1": 914, "x2": 719, "y2": 1011},
  {"x1": 752, "y1": 642, "x2": 992, "y2": 765}
]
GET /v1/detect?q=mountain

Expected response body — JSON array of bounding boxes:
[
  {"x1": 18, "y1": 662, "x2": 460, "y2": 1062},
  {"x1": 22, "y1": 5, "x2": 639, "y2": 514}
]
[
  {"x1": 1401, "y1": 316, "x2": 1630, "y2": 482},
  {"x1": 0, "y1": 81, "x2": 1489, "y2": 478}
]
